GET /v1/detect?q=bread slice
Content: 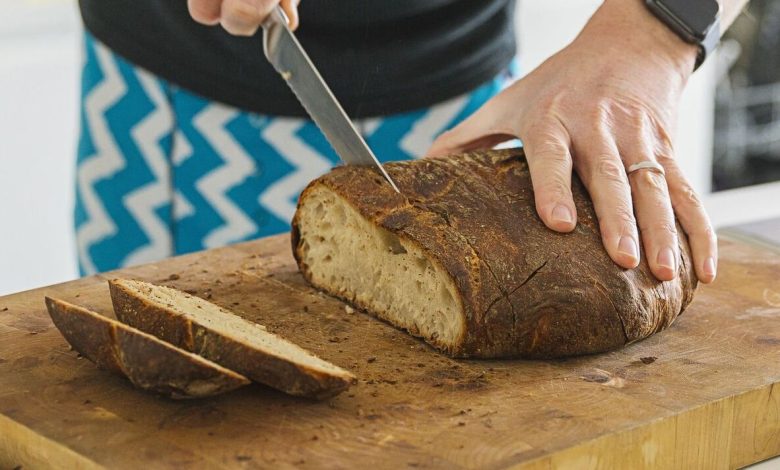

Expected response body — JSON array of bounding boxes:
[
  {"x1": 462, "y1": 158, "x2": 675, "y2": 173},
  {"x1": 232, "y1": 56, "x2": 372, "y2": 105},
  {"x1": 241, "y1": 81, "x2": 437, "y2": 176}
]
[
  {"x1": 44, "y1": 297, "x2": 249, "y2": 399},
  {"x1": 108, "y1": 279, "x2": 355, "y2": 399},
  {"x1": 291, "y1": 148, "x2": 698, "y2": 358}
]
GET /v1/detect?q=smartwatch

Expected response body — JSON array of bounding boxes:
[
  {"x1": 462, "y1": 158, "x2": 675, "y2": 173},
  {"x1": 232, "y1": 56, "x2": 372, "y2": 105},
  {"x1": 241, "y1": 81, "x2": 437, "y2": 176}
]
[{"x1": 644, "y1": 0, "x2": 721, "y2": 71}]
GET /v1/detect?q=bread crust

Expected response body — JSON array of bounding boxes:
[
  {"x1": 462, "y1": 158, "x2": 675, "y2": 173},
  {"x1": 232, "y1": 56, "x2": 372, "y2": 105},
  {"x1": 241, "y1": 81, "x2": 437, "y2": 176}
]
[
  {"x1": 44, "y1": 297, "x2": 249, "y2": 398},
  {"x1": 108, "y1": 280, "x2": 356, "y2": 400},
  {"x1": 291, "y1": 149, "x2": 698, "y2": 358}
]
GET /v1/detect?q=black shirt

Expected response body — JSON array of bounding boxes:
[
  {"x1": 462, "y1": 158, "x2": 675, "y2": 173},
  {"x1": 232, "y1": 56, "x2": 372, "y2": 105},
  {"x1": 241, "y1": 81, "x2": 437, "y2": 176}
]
[{"x1": 79, "y1": 0, "x2": 517, "y2": 118}]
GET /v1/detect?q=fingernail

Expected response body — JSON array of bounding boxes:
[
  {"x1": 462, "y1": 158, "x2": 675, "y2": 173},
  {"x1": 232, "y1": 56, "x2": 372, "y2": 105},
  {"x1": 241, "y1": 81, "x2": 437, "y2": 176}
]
[
  {"x1": 703, "y1": 257, "x2": 716, "y2": 278},
  {"x1": 657, "y1": 247, "x2": 677, "y2": 271},
  {"x1": 551, "y1": 205, "x2": 573, "y2": 224},
  {"x1": 618, "y1": 236, "x2": 639, "y2": 261}
]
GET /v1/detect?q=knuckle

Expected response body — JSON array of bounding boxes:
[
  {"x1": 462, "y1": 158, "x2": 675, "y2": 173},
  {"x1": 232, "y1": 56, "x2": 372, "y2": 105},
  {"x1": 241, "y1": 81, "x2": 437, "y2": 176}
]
[
  {"x1": 536, "y1": 178, "x2": 571, "y2": 201},
  {"x1": 615, "y1": 209, "x2": 637, "y2": 227},
  {"x1": 632, "y1": 167, "x2": 668, "y2": 192},
  {"x1": 606, "y1": 207, "x2": 636, "y2": 229},
  {"x1": 535, "y1": 141, "x2": 571, "y2": 164},
  {"x1": 595, "y1": 157, "x2": 626, "y2": 183},
  {"x1": 679, "y1": 184, "x2": 702, "y2": 207},
  {"x1": 590, "y1": 99, "x2": 613, "y2": 120},
  {"x1": 642, "y1": 221, "x2": 678, "y2": 238},
  {"x1": 623, "y1": 109, "x2": 646, "y2": 133},
  {"x1": 189, "y1": 6, "x2": 216, "y2": 22}
]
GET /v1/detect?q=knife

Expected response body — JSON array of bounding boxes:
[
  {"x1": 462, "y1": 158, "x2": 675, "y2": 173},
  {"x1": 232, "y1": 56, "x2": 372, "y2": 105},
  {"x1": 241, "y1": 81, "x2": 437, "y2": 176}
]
[{"x1": 262, "y1": 7, "x2": 401, "y2": 193}]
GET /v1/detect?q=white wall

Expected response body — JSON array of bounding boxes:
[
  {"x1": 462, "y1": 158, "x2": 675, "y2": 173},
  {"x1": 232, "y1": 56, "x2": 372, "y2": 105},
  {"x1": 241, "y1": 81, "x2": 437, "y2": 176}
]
[{"x1": 0, "y1": 0, "x2": 81, "y2": 295}]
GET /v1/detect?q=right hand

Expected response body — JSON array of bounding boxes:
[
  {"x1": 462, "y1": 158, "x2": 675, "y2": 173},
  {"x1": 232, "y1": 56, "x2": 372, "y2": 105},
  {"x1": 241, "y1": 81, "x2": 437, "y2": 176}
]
[{"x1": 188, "y1": 0, "x2": 300, "y2": 35}]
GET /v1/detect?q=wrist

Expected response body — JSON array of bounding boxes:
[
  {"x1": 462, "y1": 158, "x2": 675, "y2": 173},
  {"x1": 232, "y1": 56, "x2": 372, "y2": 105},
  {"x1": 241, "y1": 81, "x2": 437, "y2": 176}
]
[{"x1": 580, "y1": 0, "x2": 699, "y2": 83}]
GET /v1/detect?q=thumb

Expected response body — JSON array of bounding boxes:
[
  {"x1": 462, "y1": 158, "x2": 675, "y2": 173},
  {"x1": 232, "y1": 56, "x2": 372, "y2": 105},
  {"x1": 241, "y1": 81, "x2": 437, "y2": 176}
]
[{"x1": 426, "y1": 95, "x2": 517, "y2": 158}]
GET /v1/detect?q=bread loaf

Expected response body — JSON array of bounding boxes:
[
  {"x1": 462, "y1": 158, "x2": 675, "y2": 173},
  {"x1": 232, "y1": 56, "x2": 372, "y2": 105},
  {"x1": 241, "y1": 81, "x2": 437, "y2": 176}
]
[
  {"x1": 109, "y1": 279, "x2": 356, "y2": 399},
  {"x1": 45, "y1": 297, "x2": 249, "y2": 398},
  {"x1": 291, "y1": 149, "x2": 698, "y2": 358}
]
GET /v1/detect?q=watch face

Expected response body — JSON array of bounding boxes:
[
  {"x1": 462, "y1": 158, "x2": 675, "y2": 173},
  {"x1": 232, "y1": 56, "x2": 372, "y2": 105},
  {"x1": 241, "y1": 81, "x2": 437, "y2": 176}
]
[{"x1": 659, "y1": 0, "x2": 719, "y2": 36}]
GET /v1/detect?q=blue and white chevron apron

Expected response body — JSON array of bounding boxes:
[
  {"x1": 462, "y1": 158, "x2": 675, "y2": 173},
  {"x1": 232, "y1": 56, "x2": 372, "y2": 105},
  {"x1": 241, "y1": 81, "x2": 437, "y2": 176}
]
[{"x1": 75, "y1": 32, "x2": 519, "y2": 275}]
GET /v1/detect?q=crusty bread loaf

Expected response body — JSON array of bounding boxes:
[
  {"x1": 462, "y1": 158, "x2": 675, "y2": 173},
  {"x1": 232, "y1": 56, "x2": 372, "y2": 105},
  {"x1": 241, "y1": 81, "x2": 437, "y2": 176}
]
[
  {"x1": 291, "y1": 148, "x2": 698, "y2": 358},
  {"x1": 108, "y1": 279, "x2": 356, "y2": 399},
  {"x1": 44, "y1": 297, "x2": 249, "y2": 398}
]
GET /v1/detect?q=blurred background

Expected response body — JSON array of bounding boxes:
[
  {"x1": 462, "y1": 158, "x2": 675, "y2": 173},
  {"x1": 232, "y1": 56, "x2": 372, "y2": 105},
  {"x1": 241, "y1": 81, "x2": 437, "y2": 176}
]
[{"x1": 2, "y1": 0, "x2": 780, "y2": 297}]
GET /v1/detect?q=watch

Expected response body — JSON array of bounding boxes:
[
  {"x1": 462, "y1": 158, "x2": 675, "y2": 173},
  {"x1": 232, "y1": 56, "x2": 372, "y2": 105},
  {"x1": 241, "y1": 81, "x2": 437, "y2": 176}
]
[{"x1": 644, "y1": 0, "x2": 721, "y2": 71}]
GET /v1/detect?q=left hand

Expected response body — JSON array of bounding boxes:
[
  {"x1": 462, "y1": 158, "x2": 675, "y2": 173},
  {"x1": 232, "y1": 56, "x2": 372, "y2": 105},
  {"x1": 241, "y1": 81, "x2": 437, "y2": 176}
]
[{"x1": 427, "y1": 0, "x2": 717, "y2": 284}]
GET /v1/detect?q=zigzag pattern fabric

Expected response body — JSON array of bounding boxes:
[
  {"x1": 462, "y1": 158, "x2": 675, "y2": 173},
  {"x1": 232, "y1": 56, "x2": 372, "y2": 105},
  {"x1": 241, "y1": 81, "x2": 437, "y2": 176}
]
[{"x1": 75, "y1": 33, "x2": 518, "y2": 275}]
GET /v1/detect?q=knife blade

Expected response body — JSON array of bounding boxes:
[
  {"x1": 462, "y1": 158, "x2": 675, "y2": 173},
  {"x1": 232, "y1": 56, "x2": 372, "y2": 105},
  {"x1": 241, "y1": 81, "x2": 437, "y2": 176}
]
[{"x1": 262, "y1": 7, "x2": 400, "y2": 193}]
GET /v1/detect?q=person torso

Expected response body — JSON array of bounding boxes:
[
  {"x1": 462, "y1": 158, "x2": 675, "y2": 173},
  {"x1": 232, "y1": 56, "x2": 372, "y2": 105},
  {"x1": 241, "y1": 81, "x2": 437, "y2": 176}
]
[{"x1": 79, "y1": 0, "x2": 517, "y2": 118}]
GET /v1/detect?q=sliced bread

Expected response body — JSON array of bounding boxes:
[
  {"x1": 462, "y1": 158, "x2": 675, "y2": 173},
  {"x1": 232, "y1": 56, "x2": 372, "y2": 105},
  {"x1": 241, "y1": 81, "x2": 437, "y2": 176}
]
[
  {"x1": 291, "y1": 148, "x2": 698, "y2": 358},
  {"x1": 45, "y1": 297, "x2": 249, "y2": 399},
  {"x1": 108, "y1": 279, "x2": 356, "y2": 399}
]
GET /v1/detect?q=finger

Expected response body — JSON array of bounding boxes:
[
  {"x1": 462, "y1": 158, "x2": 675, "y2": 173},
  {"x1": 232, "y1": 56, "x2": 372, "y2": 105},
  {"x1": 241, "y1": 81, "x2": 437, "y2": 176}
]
[
  {"x1": 522, "y1": 119, "x2": 577, "y2": 232},
  {"x1": 220, "y1": 0, "x2": 276, "y2": 36},
  {"x1": 426, "y1": 91, "x2": 517, "y2": 158},
  {"x1": 280, "y1": 0, "x2": 299, "y2": 30},
  {"x1": 188, "y1": 0, "x2": 221, "y2": 25},
  {"x1": 627, "y1": 162, "x2": 678, "y2": 281},
  {"x1": 661, "y1": 156, "x2": 718, "y2": 283},
  {"x1": 575, "y1": 135, "x2": 640, "y2": 269},
  {"x1": 615, "y1": 109, "x2": 679, "y2": 281}
]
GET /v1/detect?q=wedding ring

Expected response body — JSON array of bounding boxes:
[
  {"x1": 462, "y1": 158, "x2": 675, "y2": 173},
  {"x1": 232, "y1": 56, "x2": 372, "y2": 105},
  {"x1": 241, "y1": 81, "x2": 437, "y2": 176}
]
[{"x1": 627, "y1": 161, "x2": 665, "y2": 176}]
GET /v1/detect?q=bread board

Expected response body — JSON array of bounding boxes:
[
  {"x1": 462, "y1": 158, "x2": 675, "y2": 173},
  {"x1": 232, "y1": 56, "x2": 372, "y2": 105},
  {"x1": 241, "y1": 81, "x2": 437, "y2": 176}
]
[{"x1": 0, "y1": 234, "x2": 778, "y2": 469}]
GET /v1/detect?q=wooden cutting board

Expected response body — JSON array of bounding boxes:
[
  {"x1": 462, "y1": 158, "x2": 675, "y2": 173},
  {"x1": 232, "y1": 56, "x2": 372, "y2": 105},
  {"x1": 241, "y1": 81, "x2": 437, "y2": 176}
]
[{"x1": 0, "y1": 234, "x2": 778, "y2": 469}]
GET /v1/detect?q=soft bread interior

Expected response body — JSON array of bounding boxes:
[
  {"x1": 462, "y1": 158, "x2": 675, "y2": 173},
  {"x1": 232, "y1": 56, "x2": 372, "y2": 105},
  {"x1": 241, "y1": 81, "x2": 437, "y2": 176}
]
[
  {"x1": 296, "y1": 186, "x2": 464, "y2": 348},
  {"x1": 117, "y1": 280, "x2": 350, "y2": 376}
]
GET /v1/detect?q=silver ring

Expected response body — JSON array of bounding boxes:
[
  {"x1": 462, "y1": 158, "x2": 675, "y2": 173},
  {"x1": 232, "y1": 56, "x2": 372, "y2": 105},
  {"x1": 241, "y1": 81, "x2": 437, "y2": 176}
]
[{"x1": 627, "y1": 161, "x2": 665, "y2": 176}]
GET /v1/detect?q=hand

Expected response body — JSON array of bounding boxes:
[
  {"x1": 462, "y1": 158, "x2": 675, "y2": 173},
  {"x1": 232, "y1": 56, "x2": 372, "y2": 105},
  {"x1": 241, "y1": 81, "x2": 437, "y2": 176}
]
[
  {"x1": 427, "y1": 0, "x2": 717, "y2": 284},
  {"x1": 188, "y1": 0, "x2": 300, "y2": 35}
]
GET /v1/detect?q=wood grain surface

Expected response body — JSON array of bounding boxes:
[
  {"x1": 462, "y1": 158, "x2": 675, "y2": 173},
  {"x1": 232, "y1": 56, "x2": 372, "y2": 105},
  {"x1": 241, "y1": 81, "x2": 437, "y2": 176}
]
[{"x1": 0, "y1": 234, "x2": 778, "y2": 469}]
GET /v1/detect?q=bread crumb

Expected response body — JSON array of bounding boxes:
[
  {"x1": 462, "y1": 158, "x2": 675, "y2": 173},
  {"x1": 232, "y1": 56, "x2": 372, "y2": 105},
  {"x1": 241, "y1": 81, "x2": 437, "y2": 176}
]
[{"x1": 344, "y1": 305, "x2": 354, "y2": 314}]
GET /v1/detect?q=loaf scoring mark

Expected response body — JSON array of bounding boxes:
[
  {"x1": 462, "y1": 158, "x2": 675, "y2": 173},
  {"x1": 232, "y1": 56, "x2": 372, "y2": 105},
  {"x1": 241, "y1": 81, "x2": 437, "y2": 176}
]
[{"x1": 505, "y1": 258, "x2": 554, "y2": 298}]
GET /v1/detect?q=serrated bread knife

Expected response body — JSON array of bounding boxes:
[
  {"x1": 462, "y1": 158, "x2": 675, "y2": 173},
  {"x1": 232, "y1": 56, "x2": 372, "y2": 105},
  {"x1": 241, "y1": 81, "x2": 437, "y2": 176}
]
[{"x1": 262, "y1": 7, "x2": 400, "y2": 193}]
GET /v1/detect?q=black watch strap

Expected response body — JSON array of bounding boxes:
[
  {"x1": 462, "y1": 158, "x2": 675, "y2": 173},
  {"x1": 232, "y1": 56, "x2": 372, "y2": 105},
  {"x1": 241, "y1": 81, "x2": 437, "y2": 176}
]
[{"x1": 645, "y1": 0, "x2": 721, "y2": 72}]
